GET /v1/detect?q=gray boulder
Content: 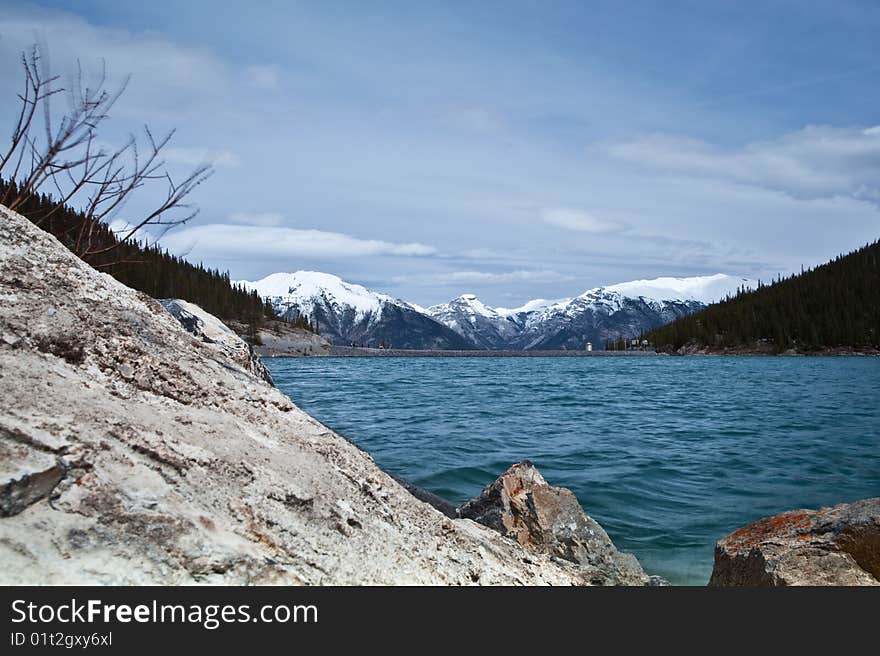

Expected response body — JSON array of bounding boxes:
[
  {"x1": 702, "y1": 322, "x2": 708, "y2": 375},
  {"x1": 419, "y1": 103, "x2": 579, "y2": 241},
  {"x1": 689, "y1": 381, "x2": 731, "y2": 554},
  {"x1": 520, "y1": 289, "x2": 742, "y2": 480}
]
[
  {"x1": 0, "y1": 204, "x2": 598, "y2": 585},
  {"x1": 709, "y1": 498, "x2": 880, "y2": 586},
  {"x1": 159, "y1": 299, "x2": 273, "y2": 384},
  {"x1": 458, "y1": 460, "x2": 650, "y2": 585}
]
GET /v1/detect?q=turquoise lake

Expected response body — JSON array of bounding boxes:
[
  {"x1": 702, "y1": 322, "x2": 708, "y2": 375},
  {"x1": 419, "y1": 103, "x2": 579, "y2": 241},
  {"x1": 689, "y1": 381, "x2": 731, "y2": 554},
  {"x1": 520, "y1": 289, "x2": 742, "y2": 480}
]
[{"x1": 266, "y1": 356, "x2": 880, "y2": 585}]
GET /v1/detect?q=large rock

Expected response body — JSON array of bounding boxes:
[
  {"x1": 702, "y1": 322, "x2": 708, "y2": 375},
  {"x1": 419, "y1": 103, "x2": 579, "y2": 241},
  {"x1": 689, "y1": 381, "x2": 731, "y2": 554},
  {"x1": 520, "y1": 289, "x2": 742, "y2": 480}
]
[
  {"x1": 159, "y1": 299, "x2": 273, "y2": 384},
  {"x1": 709, "y1": 498, "x2": 880, "y2": 586},
  {"x1": 0, "y1": 204, "x2": 599, "y2": 585},
  {"x1": 458, "y1": 461, "x2": 650, "y2": 585}
]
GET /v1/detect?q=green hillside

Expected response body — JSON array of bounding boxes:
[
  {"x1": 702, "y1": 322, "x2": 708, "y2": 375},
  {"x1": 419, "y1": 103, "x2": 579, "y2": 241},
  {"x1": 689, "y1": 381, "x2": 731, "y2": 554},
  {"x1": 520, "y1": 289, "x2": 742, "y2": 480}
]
[{"x1": 644, "y1": 240, "x2": 880, "y2": 353}]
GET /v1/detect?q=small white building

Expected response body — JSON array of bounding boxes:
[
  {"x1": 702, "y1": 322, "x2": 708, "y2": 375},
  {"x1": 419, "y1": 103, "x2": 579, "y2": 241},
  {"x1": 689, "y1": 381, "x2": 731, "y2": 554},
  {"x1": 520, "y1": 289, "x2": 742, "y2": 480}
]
[{"x1": 585, "y1": 341, "x2": 592, "y2": 352}]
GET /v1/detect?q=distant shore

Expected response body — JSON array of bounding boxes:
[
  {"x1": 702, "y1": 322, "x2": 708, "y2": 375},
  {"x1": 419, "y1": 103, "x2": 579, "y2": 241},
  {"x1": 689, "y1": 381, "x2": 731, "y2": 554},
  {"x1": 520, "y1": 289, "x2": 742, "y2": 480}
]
[
  {"x1": 663, "y1": 344, "x2": 880, "y2": 357},
  {"x1": 326, "y1": 346, "x2": 660, "y2": 357},
  {"x1": 255, "y1": 344, "x2": 880, "y2": 358}
]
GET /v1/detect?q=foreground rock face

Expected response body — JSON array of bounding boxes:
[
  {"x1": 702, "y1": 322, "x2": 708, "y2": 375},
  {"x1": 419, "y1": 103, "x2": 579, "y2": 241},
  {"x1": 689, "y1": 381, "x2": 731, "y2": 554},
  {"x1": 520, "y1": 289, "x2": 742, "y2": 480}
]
[
  {"x1": 0, "y1": 440, "x2": 65, "y2": 517},
  {"x1": 458, "y1": 461, "x2": 650, "y2": 585},
  {"x1": 159, "y1": 299, "x2": 272, "y2": 384},
  {"x1": 0, "y1": 204, "x2": 610, "y2": 585},
  {"x1": 710, "y1": 498, "x2": 880, "y2": 586}
]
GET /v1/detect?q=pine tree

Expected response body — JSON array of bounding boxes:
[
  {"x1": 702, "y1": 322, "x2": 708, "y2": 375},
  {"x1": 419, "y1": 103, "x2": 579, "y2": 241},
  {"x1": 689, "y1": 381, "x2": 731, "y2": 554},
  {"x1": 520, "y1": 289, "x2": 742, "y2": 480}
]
[
  {"x1": 1, "y1": 177, "x2": 315, "y2": 331},
  {"x1": 645, "y1": 240, "x2": 880, "y2": 352}
]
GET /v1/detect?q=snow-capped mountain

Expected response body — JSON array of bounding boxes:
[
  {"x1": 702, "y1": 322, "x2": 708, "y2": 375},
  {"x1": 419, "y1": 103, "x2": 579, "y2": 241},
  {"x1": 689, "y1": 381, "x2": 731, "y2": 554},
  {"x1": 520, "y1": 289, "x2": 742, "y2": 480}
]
[
  {"x1": 238, "y1": 271, "x2": 754, "y2": 351},
  {"x1": 425, "y1": 294, "x2": 522, "y2": 349},
  {"x1": 508, "y1": 290, "x2": 704, "y2": 350},
  {"x1": 234, "y1": 271, "x2": 472, "y2": 349},
  {"x1": 605, "y1": 273, "x2": 752, "y2": 305},
  {"x1": 424, "y1": 274, "x2": 755, "y2": 350}
]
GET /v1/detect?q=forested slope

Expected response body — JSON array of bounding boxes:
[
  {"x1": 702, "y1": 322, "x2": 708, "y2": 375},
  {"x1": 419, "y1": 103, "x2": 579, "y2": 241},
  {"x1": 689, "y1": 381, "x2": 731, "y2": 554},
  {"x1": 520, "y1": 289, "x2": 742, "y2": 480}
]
[{"x1": 645, "y1": 240, "x2": 880, "y2": 352}]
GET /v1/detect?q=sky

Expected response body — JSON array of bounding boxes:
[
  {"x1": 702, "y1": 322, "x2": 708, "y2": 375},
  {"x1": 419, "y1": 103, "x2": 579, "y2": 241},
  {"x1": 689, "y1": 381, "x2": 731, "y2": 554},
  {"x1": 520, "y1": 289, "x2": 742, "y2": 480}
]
[{"x1": 1, "y1": 0, "x2": 879, "y2": 306}]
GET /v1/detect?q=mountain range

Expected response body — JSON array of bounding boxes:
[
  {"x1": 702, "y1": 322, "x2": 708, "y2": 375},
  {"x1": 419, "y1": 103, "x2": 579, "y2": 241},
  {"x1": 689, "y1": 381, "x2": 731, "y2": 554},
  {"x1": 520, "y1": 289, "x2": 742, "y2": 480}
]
[{"x1": 235, "y1": 271, "x2": 754, "y2": 350}]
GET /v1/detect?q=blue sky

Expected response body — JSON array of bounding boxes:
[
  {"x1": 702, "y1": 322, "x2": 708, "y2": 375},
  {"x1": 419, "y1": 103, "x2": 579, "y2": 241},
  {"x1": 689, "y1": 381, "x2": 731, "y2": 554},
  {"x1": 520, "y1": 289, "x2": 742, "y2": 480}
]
[{"x1": 1, "y1": 1, "x2": 879, "y2": 305}]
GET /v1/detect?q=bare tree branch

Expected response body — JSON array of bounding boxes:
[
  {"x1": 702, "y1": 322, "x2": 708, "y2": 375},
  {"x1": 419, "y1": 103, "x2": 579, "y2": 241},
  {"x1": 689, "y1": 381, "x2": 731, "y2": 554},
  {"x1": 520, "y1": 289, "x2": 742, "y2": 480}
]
[{"x1": 1, "y1": 42, "x2": 213, "y2": 266}]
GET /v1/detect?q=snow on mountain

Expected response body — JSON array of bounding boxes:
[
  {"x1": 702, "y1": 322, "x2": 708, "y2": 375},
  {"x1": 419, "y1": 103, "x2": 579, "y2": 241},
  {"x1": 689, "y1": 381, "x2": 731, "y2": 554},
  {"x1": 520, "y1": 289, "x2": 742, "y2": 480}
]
[
  {"x1": 426, "y1": 273, "x2": 755, "y2": 350},
  {"x1": 495, "y1": 297, "x2": 568, "y2": 317},
  {"x1": 235, "y1": 271, "x2": 405, "y2": 322},
  {"x1": 426, "y1": 294, "x2": 521, "y2": 349},
  {"x1": 234, "y1": 271, "x2": 471, "y2": 350},
  {"x1": 510, "y1": 287, "x2": 703, "y2": 350},
  {"x1": 606, "y1": 273, "x2": 754, "y2": 304},
  {"x1": 427, "y1": 294, "x2": 507, "y2": 323},
  {"x1": 239, "y1": 271, "x2": 754, "y2": 350}
]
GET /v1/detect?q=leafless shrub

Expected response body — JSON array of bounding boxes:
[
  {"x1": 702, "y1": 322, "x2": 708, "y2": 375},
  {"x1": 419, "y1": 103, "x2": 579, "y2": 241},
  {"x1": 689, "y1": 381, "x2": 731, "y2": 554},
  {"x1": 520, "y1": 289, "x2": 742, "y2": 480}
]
[{"x1": 0, "y1": 43, "x2": 213, "y2": 264}]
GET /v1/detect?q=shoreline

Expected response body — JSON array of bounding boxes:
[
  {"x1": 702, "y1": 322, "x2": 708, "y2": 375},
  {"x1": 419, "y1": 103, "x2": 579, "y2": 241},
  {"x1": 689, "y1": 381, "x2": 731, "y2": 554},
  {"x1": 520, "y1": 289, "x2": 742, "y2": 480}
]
[
  {"x1": 0, "y1": 204, "x2": 595, "y2": 585},
  {"x1": 663, "y1": 346, "x2": 880, "y2": 357},
  {"x1": 263, "y1": 345, "x2": 880, "y2": 358},
  {"x1": 324, "y1": 346, "x2": 659, "y2": 357},
  {"x1": 3, "y1": 203, "x2": 878, "y2": 587}
]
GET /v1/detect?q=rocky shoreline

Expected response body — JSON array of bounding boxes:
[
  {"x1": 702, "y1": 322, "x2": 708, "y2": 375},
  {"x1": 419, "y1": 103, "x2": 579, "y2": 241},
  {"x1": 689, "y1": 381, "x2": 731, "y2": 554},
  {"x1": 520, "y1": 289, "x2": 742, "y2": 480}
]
[
  {"x1": 711, "y1": 498, "x2": 880, "y2": 585},
  {"x1": 0, "y1": 204, "x2": 632, "y2": 585},
  {"x1": 1, "y1": 203, "x2": 878, "y2": 586},
  {"x1": 664, "y1": 342, "x2": 880, "y2": 356},
  {"x1": 229, "y1": 318, "x2": 330, "y2": 358}
]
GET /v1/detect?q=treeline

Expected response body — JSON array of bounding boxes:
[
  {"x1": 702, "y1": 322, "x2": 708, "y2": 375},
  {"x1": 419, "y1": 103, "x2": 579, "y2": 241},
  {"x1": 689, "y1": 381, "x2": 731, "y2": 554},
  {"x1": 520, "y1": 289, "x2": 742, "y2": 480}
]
[
  {"x1": 282, "y1": 311, "x2": 320, "y2": 334},
  {"x1": 644, "y1": 240, "x2": 880, "y2": 352},
  {"x1": 2, "y1": 178, "x2": 289, "y2": 330}
]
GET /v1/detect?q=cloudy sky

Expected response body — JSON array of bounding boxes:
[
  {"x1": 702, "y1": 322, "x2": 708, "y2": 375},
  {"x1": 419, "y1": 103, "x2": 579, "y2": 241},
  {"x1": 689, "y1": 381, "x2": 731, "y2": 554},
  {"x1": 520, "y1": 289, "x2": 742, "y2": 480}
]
[{"x1": 1, "y1": 1, "x2": 879, "y2": 305}]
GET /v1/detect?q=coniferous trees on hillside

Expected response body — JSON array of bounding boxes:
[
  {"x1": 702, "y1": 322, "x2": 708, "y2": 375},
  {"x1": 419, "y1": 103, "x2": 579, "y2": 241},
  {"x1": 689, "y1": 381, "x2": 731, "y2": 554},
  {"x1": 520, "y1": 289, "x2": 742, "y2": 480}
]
[
  {"x1": 2, "y1": 177, "x2": 283, "y2": 330},
  {"x1": 0, "y1": 45, "x2": 293, "y2": 334},
  {"x1": 644, "y1": 240, "x2": 880, "y2": 352},
  {"x1": 1, "y1": 45, "x2": 212, "y2": 264}
]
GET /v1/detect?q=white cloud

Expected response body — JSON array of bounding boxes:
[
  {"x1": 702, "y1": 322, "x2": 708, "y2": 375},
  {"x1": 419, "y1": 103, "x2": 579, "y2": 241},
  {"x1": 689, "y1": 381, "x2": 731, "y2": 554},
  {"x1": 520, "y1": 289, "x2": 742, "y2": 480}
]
[
  {"x1": 541, "y1": 207, "x2": 628, "y2": 234},
  {"x1": 395, "y1": 270, "x2": 572, "y2": 285},
  {"x1": 107, "y1": 219, "x2": 139, "y2": 240},
  {"x1": 459, "y1": 247, "x2": 505, "y2": 260},
  {"x1": 107, "y1": 219, "x2": 167, "y2": 248},
  {"x1": 161, "y1": 223, "x2": 436, "y2": 259},
  {"x1": 0, "y1": 8, "x2": 232, "y2": 122},
  {"x1": 606, "y1": 125, "x2": 880, "y2": 202}
]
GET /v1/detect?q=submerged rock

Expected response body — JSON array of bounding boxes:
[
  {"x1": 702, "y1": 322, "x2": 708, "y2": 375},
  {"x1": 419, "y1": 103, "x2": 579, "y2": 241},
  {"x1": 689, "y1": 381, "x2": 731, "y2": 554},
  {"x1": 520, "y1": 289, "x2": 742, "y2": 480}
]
[
  {"x1": 389, "y1": 474, "x2": 457, "y2": 519},
  {"x1": 458, "y1": 461, "x2": 650, "y2": 585},
  {"x1": 709, "y1": 498, "x2": 880, "y2": 586}
]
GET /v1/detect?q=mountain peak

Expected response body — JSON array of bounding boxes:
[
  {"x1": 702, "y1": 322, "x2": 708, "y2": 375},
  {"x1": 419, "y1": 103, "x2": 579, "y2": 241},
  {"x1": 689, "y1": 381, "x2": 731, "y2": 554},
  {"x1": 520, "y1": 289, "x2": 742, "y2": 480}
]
[
  {"x1": 432, "y1": 293, "x2": 505, "y2": 321},
  {"x1": 604, "y1": 273, "x2": 755, "y2": 304},
  {"x1": 238, "y1": 269, "x2": 752, "y2": 351},
  {"x1": 234, "y1": 270, "x2": 471, "y2": 350},
  {"x1": 235, "y1": 270, "x2": 402, "y2": 318},
  {"x1": 425, "y1": 272, "x2": 752, "y2": 349}
]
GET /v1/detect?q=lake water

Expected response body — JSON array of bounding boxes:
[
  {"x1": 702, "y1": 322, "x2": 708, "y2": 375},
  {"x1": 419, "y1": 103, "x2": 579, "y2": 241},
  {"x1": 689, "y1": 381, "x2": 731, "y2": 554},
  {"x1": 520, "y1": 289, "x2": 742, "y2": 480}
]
[{"x1": 266, "y1": 356, "x2": 880, "y2": 585}]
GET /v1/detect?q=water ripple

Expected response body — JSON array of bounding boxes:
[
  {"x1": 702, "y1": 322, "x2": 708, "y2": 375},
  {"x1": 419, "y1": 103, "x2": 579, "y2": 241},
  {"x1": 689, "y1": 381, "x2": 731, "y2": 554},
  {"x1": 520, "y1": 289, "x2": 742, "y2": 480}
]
[{"x1": 268, "y1": 356, "x2": 880, "y2": 585}]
